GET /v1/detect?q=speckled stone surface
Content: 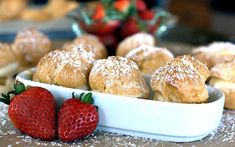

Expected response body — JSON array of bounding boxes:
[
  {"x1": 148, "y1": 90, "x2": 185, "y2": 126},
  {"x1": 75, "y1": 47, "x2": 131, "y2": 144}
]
[{"x1": 0, "y1": 103, "x2": 235, "y2": 147}]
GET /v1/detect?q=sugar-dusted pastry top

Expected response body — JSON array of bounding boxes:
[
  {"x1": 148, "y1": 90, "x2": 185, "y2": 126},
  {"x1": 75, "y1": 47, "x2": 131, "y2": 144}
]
[
  {"x1": 192, "y1": 42, "x2": 235, "y2": 69},
  {"x1": 126, "y1": 45, "x2": 174, "y2": 75},
  {"x1": 151, "y1": 55, "x2": 210, "y2": 103},
  {"x1": 116, "y1": 32, "x2": 156, "y2": 56},
  {"x1": 33, "y1": 44, "x2": 96, "y2": 89},
  {"x1": 63, "y1": 34, "x2": 107, "y2": 59},
  {"x1": 12, "y1": 27, "x2": 52, "y2": 67},
  {"x1": 89, "y1": 56, "x2": 149, "y2": 98}
]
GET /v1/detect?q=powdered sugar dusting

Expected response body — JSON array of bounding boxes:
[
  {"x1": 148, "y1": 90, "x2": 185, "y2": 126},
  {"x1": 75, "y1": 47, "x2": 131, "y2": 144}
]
[
  {"x1": 126, "y1": 44, "x2": 174, "y2": 59},
  {"x1": 0, "y1": 103, "x2": 234, "y2": 146},
  {"x1": 151, "y1": 55, "x2": 207, "y2": 89},
  {"x1": 89, "y1": 56, "x2": 148, "y2": 97},
  {"x1": 193, "y1": 42, "x2": 235, "y2": 55},
  {"x1": 92, "y1": 56, "x2": 139, "y2": 78}
]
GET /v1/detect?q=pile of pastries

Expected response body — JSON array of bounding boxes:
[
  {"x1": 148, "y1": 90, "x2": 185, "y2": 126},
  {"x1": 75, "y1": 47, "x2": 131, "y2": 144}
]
[
  {"x1": 0, "y1": 0, "x2": 78, "y2": 21},
  {"x1": 0, "y1": 27, "x2": 52, "y2": 93},
  {"x1": 32, "y1": 32, "x2": 211, "y2": 105},
  {"x1": 1, "y1": 29, "x2": 235, "y2": 110}
]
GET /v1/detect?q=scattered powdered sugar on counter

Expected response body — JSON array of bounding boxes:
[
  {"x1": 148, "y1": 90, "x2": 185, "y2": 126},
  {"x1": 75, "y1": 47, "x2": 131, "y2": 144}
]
[{"x1": 0, "y1": 103, "x2": 235, "y2": 146}]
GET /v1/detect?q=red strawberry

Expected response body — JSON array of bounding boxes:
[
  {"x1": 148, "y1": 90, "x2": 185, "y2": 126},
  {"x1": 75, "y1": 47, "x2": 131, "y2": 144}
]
[
  {"x1": 92, "y1": 4, "x2": 105, "y2": 21},
  {"x1": 120, "y1": 18, "x2": 140, "y2": 38},
  {"x1": 81, "y1": 20, "x2": 120, "y2": 35},
  {"x1": 136, "y1": 0, "x2": 147, "y2": 12},
  {"x1": 114, "y1": 0, "x2": 131, "y2": 13},
  {"x1": 0, "y1": 82, "x2": 57, "y2": 140},
  {"x1": 58, "y1": 93, "x2": 99, "y2": 142},
  {"x1": 139, "y1": 10, "x2": 155, "y2": 20}
]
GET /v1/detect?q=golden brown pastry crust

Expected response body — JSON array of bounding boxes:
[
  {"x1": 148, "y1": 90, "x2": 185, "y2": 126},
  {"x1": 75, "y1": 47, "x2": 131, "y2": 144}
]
[
  {"x1": 150, "y1": 55, "x2": 210, "y2": 103},
  {"x1": 209, "y1": 78, "x2": 235, "y2": 110},
  {"x1": 125, "y1": 45, "x2": 174, "y2": 75},
  {"x1": 0, "y1": 43, "x2": 15, "y2": 67},
  {"x1": 64, "y1": 34, "x2": 107, "y2": 59},
  {"x1": 89, "y1": 56, "x2": 149, "y2": 98},
  {"x1": 192, "y1": 42, "x2": 235, "y2": 69},
  {"x1": 210, "y1": 59, "x2": 235, "y2": 82},
  {"x1": 43, "y1": 0, "x2": 78, "y2": 19},
  {"x1": 209, "y1": 59, "x2": 235, "y2": 109},
  {"x1": 116, "y1": 32, "x2": 156, "y2": 57},
  {"x1": 12, "y1": 28, "x2": 52, "y2": 67},
  {"x1": 0, "y1": 0, "x2": 27, "y2": 20},
  {"x1": 20, "y1": 8, "x2": 51, "y2": 21},
  {"x1": 33, "y1": 44, "x2": 96, "y2": 89}
]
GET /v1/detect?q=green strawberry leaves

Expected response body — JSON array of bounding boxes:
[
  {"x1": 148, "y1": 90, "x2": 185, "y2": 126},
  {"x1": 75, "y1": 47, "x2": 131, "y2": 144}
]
[{"x1": 0, "y1": 81, "x2": 26, "y2": 105}]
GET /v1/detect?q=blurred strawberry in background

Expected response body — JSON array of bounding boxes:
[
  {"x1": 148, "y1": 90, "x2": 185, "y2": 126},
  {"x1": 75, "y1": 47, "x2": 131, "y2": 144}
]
[{"x1": 68, "y1": 0, "x2": 175, "y2": 55}]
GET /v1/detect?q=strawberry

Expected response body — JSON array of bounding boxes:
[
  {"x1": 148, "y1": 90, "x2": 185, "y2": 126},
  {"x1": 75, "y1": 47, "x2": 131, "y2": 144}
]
[
  {"x1": 81, "y1": 20, "x2": 120, "y2": 35},
  {"x1": 114, "y1": 0, "x2": 131, "y2": 13},
  {"x1": 0, "y1": 81, "x2": 57, "y2": 140},
  {"x1": 120, "y1": 17, "x2": 141, "y2": 38},
  {"x1": 136, "y1": 0, "x2": 147, "y2": 12},
  {"x1": 58, "y1": 93, "x2": 99, "y2": 142},
  {"x1": 139, "y1": 10, "x2": 155, "y2": 20},
  {"x1": 92, "y1": 4, "x2": 105, "y2": 21}
]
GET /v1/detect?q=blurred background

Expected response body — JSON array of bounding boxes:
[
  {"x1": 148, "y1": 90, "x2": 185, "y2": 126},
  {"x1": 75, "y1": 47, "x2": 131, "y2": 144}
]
[{"x1": 0, "y1": 0, "x2": 234, "y2": 46}]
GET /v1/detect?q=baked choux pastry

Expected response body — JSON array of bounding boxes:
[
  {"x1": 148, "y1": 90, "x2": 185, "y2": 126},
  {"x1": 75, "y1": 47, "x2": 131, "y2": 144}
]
[
  {"x1": 116, "y1": 32, "x2": 156, "y2": 56},
  {"x1": 43, "y1": 0, "x2": 78, "y2": 19},
  {"x1": 209, "y1": 59, "x2": 235, "y2": 109},
  {"x1": 89, "y1": 56, "x2": 149, "y2": 98},
  {"x1": 20, "y1": 8, "x2": 51, "y2": 21},
  {"x1": 63, "y1": 34, "x2": 107, "y2": 59},
  {"x1": 33, "y1": 44, "x2": 96, "y2": 89},
  {"x1": 0, "y1": 43, "x2": 18, "y2": 94},
  {"x1": 125, "y1": 45, "x2": 174, "y2": 75},
  {"x1": 12, "y1": 28, "x2": 52, "y2": 67},
  {"x1": 151, "y1": 55, "x2": 210, "y2": 103},
  {"x1": 0, "y1": 0, "x2": 27, "y2": 20},
  {"x1": 192, "y1": 42, "x2": 235, "y2": 69}
]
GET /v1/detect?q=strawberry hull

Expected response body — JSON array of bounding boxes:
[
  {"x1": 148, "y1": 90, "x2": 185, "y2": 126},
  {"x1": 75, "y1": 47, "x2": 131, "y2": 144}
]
[{"x1": 16, "y1": 68, "x2": 224, "y2": 142}]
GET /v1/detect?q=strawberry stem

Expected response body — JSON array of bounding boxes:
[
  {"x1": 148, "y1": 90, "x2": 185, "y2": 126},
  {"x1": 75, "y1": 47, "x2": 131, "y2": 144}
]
[
  {"x1": 0, "y1": 81, "x2": 26, "y2": 105},
  {"x1": 14, "y1": 81, "x2": 25, "y2": 94},
  {"x1": 80, "y1": 92, "x2": 94, "y2": 104}
]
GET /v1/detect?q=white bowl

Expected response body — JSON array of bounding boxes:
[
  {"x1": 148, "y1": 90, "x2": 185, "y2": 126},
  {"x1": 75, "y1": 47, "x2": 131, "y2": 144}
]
[{"x1": 16, "y1": 68, "x2": 225, "y2": 142}]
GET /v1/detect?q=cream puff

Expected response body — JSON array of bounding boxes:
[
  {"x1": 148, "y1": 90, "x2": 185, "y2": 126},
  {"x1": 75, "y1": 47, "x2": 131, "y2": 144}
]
[
  {"x1": 116, "y1": 32, "x2": 156, "y2": 57},
  {"x1": 89, "y1": 56, "x2": 149, "y2": 98},
  {"x1": 125, "y1": 45, "x2": 174, "y2": 75},
  {"x1": 151, "y1": 55, "x2": 210, "y2": 103}
]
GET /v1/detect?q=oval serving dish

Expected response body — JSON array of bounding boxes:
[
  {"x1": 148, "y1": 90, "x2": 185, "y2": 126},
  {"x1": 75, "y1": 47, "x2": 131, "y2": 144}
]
[{"x1": 16, "y1": 68, "x2": 225, "y2": 142}]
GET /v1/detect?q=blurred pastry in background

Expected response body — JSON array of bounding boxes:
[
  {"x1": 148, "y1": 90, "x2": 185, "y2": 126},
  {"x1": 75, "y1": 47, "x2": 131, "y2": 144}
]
[
  {"x1": 12, "y1": 27, "x2": 52, "y2": 68},
  {"x1": 33, "y1": 44, "x2": 96, "y2": 89},
  {"x1": 20, "y1": 8, "x2": 51, "y2": 21},
  {"x1": 126, "y1": 45, "x2": 174, "y2": 75},
  {"x1": 89, "y1": 56, "x2": 149, "y2": 98},
  {"x1": 116, "y1": 32, "x2": 156, "y2": 56},
  {"x1": 0, "y1": 43, "x2": 18, "y2": 94},
  {"x1": 209, "y1": 59, "x2": 235, "y2": 110},
  {"x1": 63, "y1": 34, "x2": 107, "y2": 59},
  {"x1": 43, "y1": 0, "x2": 78, "y2": 20},
  {"x1": 0, "y1": 0, "x2": 27, "y2": 21},
  {"x1": 151, "y1": 55, "x2": 210, "y2": 103},
  {"x1": 192, "y1": 42, "x2": 235, "y2": 69}
]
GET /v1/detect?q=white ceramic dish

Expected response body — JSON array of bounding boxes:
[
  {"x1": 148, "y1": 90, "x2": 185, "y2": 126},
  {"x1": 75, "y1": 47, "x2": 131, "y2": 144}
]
[{"x1": 16, "y1": 68, "x2": 225, "y2": 142}]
